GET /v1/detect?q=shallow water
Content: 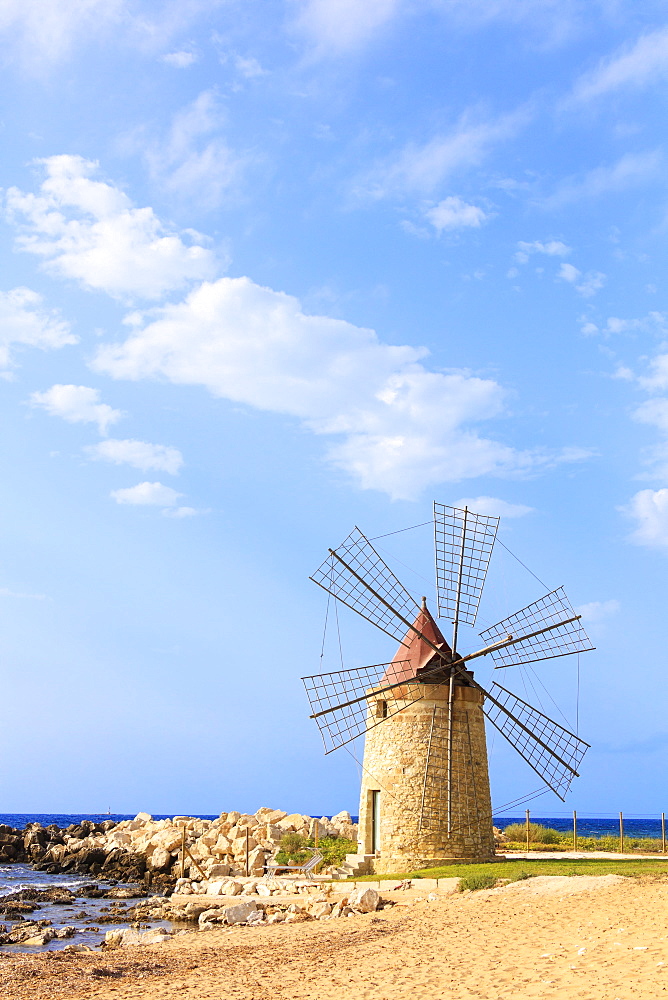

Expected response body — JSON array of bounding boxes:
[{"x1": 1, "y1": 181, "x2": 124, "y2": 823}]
[{"x1": 0, "y1": 864, "x2": 170, "y2": 953}]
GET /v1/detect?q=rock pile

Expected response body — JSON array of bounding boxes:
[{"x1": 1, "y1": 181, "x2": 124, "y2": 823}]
[
  {"x1": 104, "y1": 885, "x2": 385, "y2": 946},
  {"x1": 0, "y1": 810, "x2": 358, "y2": 888}
]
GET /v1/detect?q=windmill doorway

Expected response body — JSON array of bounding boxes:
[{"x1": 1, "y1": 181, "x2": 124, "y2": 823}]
[{"x1": 371, "y1": 790, "x2": 381, "y2": 854}]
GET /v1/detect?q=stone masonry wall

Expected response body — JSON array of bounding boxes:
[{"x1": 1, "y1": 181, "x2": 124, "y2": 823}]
[{"x1": 358, "y1": 682, "x2": 496, "y2": 874}]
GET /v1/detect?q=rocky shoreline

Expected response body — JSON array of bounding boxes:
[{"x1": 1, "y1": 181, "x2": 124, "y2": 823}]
[{"x1": 0, "y1": 808, "x2": 359, "y2": 890}]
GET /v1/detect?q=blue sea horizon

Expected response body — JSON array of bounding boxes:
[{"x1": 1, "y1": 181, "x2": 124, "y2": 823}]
[{"x1": 1, "y1": 813, "x2": 666, "y2": 840}]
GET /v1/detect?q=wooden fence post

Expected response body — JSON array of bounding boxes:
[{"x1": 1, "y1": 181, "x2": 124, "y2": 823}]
[
  {"x1": 573, "y1": 810, "x2": 577, "y2": 850},
  {"x1": 246, "y1": 827, "x2": 250, "y2": 877},
  {"x1": 619, "y1": 811, "x2": 624, "y2": 854},
  {"x1": 525, "y1": 809, "x2": 530, "y2": 853},
  {"x1": 181, "y1": 826, "x2": 186, "y2": 880},
  {"x1": 662, "y1": 813, "x2": 666, "y2": 855}
]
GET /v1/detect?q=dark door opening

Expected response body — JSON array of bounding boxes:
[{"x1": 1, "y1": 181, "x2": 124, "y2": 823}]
[{"x1": 371, "y1": 790, "x2": 380, "y2": 853}]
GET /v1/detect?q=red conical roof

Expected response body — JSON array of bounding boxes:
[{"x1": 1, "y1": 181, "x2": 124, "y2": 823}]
[{"x1": 380, "y1": 599, "x2": 451, "y2": 686}]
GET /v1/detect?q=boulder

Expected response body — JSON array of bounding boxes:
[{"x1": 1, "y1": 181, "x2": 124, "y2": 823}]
[
  {"x1": 225, "y1": 899, "x2": 258, "y2": 925},
  {"x1": 310, "y1": 901, "x2": 332, "y2": 919},
  {"x1": 330, "y1": 811, "x2": 352, "y2": 827},
  {"x1": 247, "y1": 847, "x2": 267, "y2": 875},
  {"x1": 277, "y1": 814, "x2": 305, "y2": 832},
  {"x1": 139, "y1": 928, "x2": 171, "y2": 945},
  {"x1": 206, "y1": 863, "x2": 231, "y2": 878},
  {"x1": 135, "y1": 813, "x2": 153, "y2": 823},
  {"x1": 349, "y1": 887, "x2": 380, "y2": 913},
  {"x1": 148, "y1": 848, "x2": 172, "y2": 872},
  {"x1": 246, "y1": 909, "x2": 265, "y2": 926},
  {"x1": 220, "y1": 880, "x2": 243, "y2": 896},
  {"x1": 184, "y1": 900, "x2": 213, "y2": 920}
]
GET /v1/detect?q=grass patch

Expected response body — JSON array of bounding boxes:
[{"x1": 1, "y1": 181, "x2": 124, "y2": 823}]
[
  {"x1": 351, "y1": 857, "x2": 668, "y2": 882},
  {"x1": 503, "y1": 822, "x2": 562, "y2": 844},
  {"x1": 458, "y1": 873, "x2": 497, "y2": 892}
]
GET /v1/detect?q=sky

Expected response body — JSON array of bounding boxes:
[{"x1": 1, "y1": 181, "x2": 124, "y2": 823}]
[{"x1": 1, "y1": 0, "x2": 668, "y2": 819}]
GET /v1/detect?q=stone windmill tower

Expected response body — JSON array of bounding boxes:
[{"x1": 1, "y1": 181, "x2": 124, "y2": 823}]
[{"x1": 303, "y1": 503, "x2": 594, "y2": 874}]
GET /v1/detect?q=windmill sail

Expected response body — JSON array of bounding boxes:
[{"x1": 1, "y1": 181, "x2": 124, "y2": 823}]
[
  {"x1": 483, "y1": 681, "x2": 590, "y2": 799},
  {"x1": 310, "y1": 527, "x2": 420, "y2": 645},
  {"x1": 303, "y1": 602, "x2": 453, "y2": 753},
  {"x1": 479, "y1": 586, "x2": 594, "y2": 668},
  {"x1": 302, "y1": 661, "x2": 423, "y2": 753},
  {"x1": 434, "y1": 502, "x2": 499, "y2": 628}
]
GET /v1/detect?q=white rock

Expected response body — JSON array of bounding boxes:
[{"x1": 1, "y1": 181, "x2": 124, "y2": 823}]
[
  {"x1": 148, "y1": 847, "x2": 172, "y2": 871},
  {"x1": 349, "y1": 887, "x2": 379, "y2": 913},
  {"x1": 139, "y1": 928, "x2": 171, "y2": 945},
  {"x1": 225, "y1": 899, "x2": 258, "y2": 924},
  {"x1": 330, "y1": 810, "x2": 352, "y2": 827},
  {"x1": 135, "y1": 812, "x2": 153, "y2": 823},
  {"x1": 220, "y1": 879, "x2": 243, "y2": 896},
  {"x1": 246, "y1": 909, "x2": 265, "y2": 926},
  {"x1": 310, "y1": 901, "x2": 332, "y2": 918}
]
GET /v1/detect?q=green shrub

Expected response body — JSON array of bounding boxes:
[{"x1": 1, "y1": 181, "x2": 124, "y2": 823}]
[
  {"x1": 458, "y1": 873, "x2": 497, "y2": 892},
  {"x1": 273, "y1": 834, "x2": 357, "y2": 869},
  {"x1": 502, "y1": 822, "x2": 562, "y2": 844}
]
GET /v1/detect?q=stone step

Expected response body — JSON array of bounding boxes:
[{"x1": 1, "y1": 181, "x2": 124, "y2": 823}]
[{"x1": 338, "y1": 853, "x2": 374, "y2": 877}]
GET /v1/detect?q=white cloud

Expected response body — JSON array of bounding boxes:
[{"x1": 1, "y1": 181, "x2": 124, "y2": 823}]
[
  {"x1": 353, "y1": 109, "x2": 527, "y2": 200},
  {"x1": 163, "y1": 505, "x2": 198, "y2": 518},
  {"x1": 29, "y1": 384, "x2": 123, "y2": 434},
  {"x1": 162, "y1": 50, "x2": 197, "y2": 68},
  {"x1": 425, "y1": 197, "x2": 489, "y2": 233},
  {"x1": 0, "y1": 0, "x2": 123, "y2": 67},
  {"x1": 85, "y1": 438, "x2": 183, "y2": 474},
  {"x1": 576, "y1": 599, "x2": 620, "y2": 622},
  {"x1": 569, "y1": 26, "x2": 668, "y2": 104},
  {"x1": 558, "y1": 262, "x2": 580, "y2": 283},
  {"x1": 91, "y1": 275, "x2": 543, "y2": 500},
  {"x1": 635, "y1": 354, "x2": 668, "y2": 392},
  {"x1": 5, "y1": 155, "x2": 218, "y2": 301},
  {"x1": 234, "y1": 54, "x2": 267, "y2": 78},
  {"x1": 452, "y1": 496, "x2": 533, "y2": 518},
  {"x1": 514, "y1": 239, "x2": 571, "y2": 263},
  {"x1": 589, "y1": 311, "x2": 668, "y2": 340},
  {"x1": 143, "y1": 90, "x2": 252, "y2": 207},
  {"x1": 0, "y1": 286, "x2": 76, "y2": 370},
  {"x1": 635, "y1": 399, "x2": 668, "y2": 434},
  {"x1": 558, "y1": 262, "x2": 606, "y2": 297},
  {"x1": 111, "y1": 481, "x2": 182, "y2": 506},
  {"x1": 293, "y1": 0, "x2": 401, "y2": 55},
  {"x1": 544, "y1": 151, "x2": 662, "y2": 208},
  {"x1": 625, "y1": 488, "x2": 668, "y2": 548}
]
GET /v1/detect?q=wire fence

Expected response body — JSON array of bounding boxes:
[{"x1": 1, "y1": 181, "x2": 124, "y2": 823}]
[{"x1": 492, "y1": 809, "x2": 668, "y2": 854}]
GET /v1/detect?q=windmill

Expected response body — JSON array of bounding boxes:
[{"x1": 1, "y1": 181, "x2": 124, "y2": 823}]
[{"x1": 302, "y1": 502, "x2": 594, "y2": 873}]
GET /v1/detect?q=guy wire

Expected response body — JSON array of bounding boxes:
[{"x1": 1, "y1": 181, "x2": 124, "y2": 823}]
[{"x1": 495, "y1": 536, "x2": 550, "y2": 590}]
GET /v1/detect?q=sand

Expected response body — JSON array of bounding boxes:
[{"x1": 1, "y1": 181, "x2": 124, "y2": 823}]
[{"x1": 2, "y1": 874, "x2": 668, "y2": 999}]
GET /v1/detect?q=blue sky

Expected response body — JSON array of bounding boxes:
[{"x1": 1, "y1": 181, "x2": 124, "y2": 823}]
[{"x1": 1, "y1": 0, "x2": 668, "y2": 818}]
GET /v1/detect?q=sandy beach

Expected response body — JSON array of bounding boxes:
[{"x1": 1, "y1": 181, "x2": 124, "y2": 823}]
[{"x1": 2, "y1": 873, "x2": 668, "y2": 1000}]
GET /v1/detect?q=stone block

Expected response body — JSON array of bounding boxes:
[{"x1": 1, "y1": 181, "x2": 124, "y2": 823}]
[{"x1": 225, "y1": 899, "x2": 258, "y2": 924}]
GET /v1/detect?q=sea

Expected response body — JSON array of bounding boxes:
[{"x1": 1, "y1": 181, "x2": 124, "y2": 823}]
[
  {"x1": 1, "y1": 813, "x2": 664, "y2": 838},
  {"x1": 493, "y1": 816, "x2": 666, "y2": 839}
]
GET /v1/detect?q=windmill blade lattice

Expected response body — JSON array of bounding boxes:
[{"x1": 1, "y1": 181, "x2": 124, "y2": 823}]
[
  {"x1": 479, "y1": 586, "x2": 594, "y2": 668},
  {"x1": 310, "y1": 527, "x2": 420, "y2": 645},
  {"x1": 483, "y1": 681, "x2": 590, "y2": 800},
  {"x1": 302, "y1": 661, "x2": 423, "y2": 753},
  {"x1": 434, "y1": 502, "x2": 499, "y2": 627}
]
